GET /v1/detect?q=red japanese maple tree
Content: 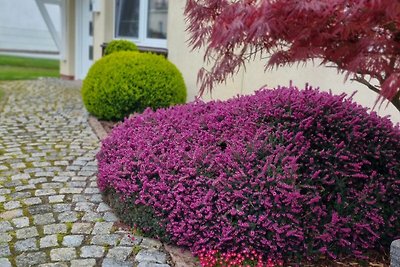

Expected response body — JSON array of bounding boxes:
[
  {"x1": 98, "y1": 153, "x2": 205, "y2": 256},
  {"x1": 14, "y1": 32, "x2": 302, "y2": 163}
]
[{"x1": 185, "y1": 0, "x2": 400, "y2": 111}]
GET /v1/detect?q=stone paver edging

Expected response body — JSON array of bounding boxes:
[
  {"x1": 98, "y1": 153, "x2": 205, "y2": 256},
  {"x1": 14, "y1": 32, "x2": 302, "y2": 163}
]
[{"x1": 0, "y1": 79, "x2": 184, "y2": 267}]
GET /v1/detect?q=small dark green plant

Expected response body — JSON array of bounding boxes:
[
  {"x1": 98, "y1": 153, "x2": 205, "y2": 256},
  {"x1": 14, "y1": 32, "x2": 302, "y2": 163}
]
[
  {"x1": 82, "y1": 51, "x2": 187, "y2": 121},
  {"x1": 102, "y1": 188, "x2": 170, "y2": 242},
  {"x1": 104, "y1": 40, "x2": 138, "y2": 55}
]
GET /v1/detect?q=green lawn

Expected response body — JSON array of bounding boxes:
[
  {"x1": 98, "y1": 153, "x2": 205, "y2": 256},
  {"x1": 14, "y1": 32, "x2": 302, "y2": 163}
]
[{"x1": 0, "y1": 55, "x2": 59, "y2": 80}]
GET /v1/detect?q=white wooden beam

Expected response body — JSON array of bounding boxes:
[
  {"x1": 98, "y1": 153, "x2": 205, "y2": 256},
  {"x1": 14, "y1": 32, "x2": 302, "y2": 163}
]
[{"x1": 35, "y1": 0, "x2": 62, "y2": 50}]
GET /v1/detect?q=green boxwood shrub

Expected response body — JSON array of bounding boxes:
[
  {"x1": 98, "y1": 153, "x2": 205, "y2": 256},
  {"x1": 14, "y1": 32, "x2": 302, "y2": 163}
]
[
  {"x1": 104, "y1": 39, "x2": 138, "y2": 55},
  {"x1": 82, "y1": 51, "x2": 187, "y2": 120}
]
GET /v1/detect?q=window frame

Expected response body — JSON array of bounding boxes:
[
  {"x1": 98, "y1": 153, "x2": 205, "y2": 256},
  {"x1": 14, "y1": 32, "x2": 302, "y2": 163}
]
[{"x1": 114, "y1": 0, "x2": 168, "y2": 49}]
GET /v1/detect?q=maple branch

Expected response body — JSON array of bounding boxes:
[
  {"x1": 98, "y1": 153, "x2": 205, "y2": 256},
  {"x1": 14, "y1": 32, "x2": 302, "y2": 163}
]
[
  {"x1": 351, "y1": 75, "x2": 381, "y2": 95},
  {"x1": 352, "y1": 75, "x2": 400, "y2": 112},
  {"x1": 392, "y1": 91, "x2": 400, "y2": 111}
]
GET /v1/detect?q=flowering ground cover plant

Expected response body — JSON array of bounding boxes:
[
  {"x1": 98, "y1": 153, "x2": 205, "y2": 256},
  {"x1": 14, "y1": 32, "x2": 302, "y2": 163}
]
[{"x1": 97, "y1": 85, "x2": 400, "y2": 264}]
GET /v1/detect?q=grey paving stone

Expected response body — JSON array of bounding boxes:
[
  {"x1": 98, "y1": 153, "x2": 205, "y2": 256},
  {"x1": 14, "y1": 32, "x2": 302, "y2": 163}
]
[
  {"x1": 10, "y1": 162, "x2": 26, "y2": 168},
  {"x1": 71, "y1": 222, "x2": 93, "y2": 234},
  {"x1": 82, "y1": 211, "x2": 102, "y2": 222},
  {"x1": 50, "y1": 247, "x2": 77, "y2": 261},
  {"x1": 4, "y1": 200, "x2": 21, "y2": 210},
  {"x1": 137, "y1": 262, "x2": 171, "y2": 267},
  {"x1": 53, "y1": 176, "x2": 70, "y2": 182},
  {"x1": 28, "y1": 204, "x2": 52, "y2": 215},
  {"x1": 70, "y1": 259, "x2": 97, "y2": 267},
  {"x1": 103, "y1": 212, "x2": 119, "y2": 222},
  {"x1": 38, "y1": 263, "x2": 68, "y2": 267},
  {"x1": 42, "y1": 183, "x2": 63, "y2": 189},
  {"x1": 58, "y1": 211, "x2": 78, "y2": 222},
  {"x1": 135, "y1": 250, "x2": 167, "y2": 264},
  {"x1": 35, "y1": 189, "x2": 56, "y2": 196},
  {"x1": 16, "y1": 251, "x2": 47, "y2": 267},
  {"x1": 392, "y1": 239, "x2": 400, "y2": 267},
  {"x1": 10, "y1": 191, "x2": 32, "y2": 199},
  {"x1": 85, "y1": 187, "x2": 100, "y2": 194},
  {"x1": 0, "y1": 244, "x2": 11, "y2": 257},
  {"x1": 92, "y1": 222, "x2": 114, "y2": 235},
  {"x1": 0, "y1": 209, "x2": 23, "y2": 220},
  {"x1": 31, "y1": 153, "x2": 46, "y2": 157},
  {"x1": 53, "y1": 204, "x2": 72, "y2": 212},
  {"x1": 16, "y1": 227, "x2": 39, "y2": 239},
  {"x1": 120, "y1": 235, "x2": 142, "y2": 246},
  {"x1": 54, "y1": 160, "x2": 69, "y2": 166},
  {"x1": 80, "y1": 245, "x2": 105, "y2": 258},
  {"x1": 71, "y1": 176, "x2": 88, "y2": 182},
  {"x1": 0, "y1": 221, "x2": 13, "y2": 232},
  {"x1": 15, "y1": 184, "x2": 36, "y2": 192},
  {"x1": 106, "y1": 246, "x2": 133, "y2": 261},
  {"x1": 97, "y1": 202, "x2": 111, "y2": 212},
  {"x1": 0, "y1": 258, "x2": 11, "y2": 267},
  {"x1": 75, "y1": 202, "x2": 95, "y2": 212},
  {"x1": 23, "y1": 197, "x2": 42, "y2": 205},
  {"x1": 0, "y1": 233, "x2": 12, "y2": 243},
  {"x1": 0, "y1": 189, "x2": 11, "y2": 195},
  {"x1": 59, "y1": 188, "x2": 83, "y2": 194},
  {"x1": 32, "y1": 162, "x2": 51, "y2": 167},
  {"x1": 11, "y1": 173, "x2": 30, "y2": 180},
  {"x1": 40, "y1": 234, "x2": 58, "y2": 248},
  {"x1": 91, "y1": 234, "x2": 120, "y2": 246},
  {"x1": 62, "y1": 235, "x2": 84, "y2": 247},
  {"x1": 28, "y1": 178, "x2": 47, "y2": 184},
  {"x1": 12, "y1": 217, "x2": 30, "y2": 228},
  {"x1": 67, "y1": 165, "x2": 81, "y2": 171},
  {"x1": 49, "y1": 195, "x2": 65, "y2": 203},
  {"x1": 102, "y1": 258, "x2": 133, "y2": 267},
  {"x1": 90, "y1": 194, "x2": 103, "y2": 203},
  {"x1": 72, "y1": 194, "x2": 88, "y2": 202},
  {"x1": 141, "y1": 238, "x2": 163, "y2": 250},
  {"x1": 34, "y1": 213, "x2": 55, "y2": 225},
  {"x1": 69, "y1": 181, "x2": 87, "y2": 188},
  {"x1": 15, "y1": 238, "x2": 38, "y2": 252},
  {"x1": 43, "y1": 223, "x2": 67, "y2": 235},
  {"x1": 35, "y1": 172, "x2": 54, "y2": 177}
]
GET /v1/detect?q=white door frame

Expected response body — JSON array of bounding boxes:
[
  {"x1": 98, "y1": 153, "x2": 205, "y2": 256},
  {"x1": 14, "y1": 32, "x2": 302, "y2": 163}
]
[{"x1": 75, "y1": 0, "x2": 93, "y2": 79}]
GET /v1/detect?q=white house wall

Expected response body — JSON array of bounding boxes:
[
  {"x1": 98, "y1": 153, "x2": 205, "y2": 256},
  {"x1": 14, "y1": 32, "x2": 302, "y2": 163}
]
[
  {"x1": 0, "y1": 0, "x2": 60, "y2": 58},
  {"x1": 167, "y1": 0, "x2": 399, "y2": 123}
]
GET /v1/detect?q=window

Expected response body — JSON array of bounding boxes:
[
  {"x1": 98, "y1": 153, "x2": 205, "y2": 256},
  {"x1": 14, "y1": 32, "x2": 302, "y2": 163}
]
[{"x1": 115, "y1": 0, "x2": 168, "y2": 48}]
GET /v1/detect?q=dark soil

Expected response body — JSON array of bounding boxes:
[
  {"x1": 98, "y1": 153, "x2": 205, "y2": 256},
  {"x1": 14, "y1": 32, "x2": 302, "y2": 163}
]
[{"x1": 99, "y1": 120, "x2": 118, "y2": 134}]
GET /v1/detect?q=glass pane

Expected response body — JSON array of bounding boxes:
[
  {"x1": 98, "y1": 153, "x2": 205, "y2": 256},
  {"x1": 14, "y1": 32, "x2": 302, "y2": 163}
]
[
  {"x1": 89, "y1": 45, "x2": 93, "y2": 61},
  {"x1": 115, "y1": 0, "x2": 140, "y2": 38},
  {"x1": 89, "y1": 21, "x2": 93, "y2": 37},
  {"x1": 147, "y1": 0, "x2": 168, "y2": 39}
]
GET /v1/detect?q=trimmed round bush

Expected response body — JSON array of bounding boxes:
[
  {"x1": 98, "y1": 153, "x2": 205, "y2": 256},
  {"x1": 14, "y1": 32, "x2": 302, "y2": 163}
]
[
  {"x1": 97, "y1": 85, "x2": 400, "y2": 263},
  {"x1": 82, "y1": 51, "x2": 186, "y2": 121},
  {"x1": 104, "y1": 39, "x2": 138, "y2": 55}
]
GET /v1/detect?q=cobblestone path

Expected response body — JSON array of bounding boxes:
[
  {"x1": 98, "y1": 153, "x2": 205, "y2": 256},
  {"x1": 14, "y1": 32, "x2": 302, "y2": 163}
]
[{"x1": 0, "y1": 80, "x2": 172, "y2": 267}]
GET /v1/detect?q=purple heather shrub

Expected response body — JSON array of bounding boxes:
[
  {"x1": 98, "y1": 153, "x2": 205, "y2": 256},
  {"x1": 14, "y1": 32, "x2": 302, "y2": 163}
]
[{"x1": 97, "y1": 85, "x2": 400, "y2": 263}]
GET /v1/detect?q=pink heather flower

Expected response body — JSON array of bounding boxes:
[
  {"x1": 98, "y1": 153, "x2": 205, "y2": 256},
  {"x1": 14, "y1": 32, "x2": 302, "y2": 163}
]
[{"x1": 98, "y1": 85, "x2": 400, "y2": 262}]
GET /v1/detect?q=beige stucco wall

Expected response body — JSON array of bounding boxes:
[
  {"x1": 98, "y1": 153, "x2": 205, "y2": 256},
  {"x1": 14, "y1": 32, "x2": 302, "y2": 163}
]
[
  {"x1": 167, "y1": 0, "x2": 399, "y2": 123},
  {"x1": 60, "y1": 0, "x2": 75, "y2": 78}
]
